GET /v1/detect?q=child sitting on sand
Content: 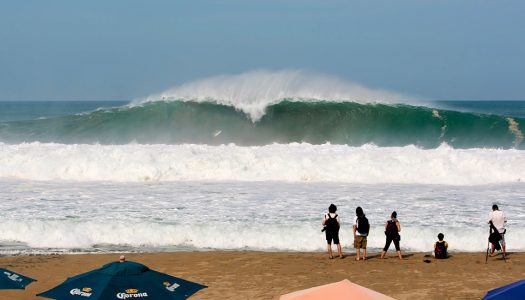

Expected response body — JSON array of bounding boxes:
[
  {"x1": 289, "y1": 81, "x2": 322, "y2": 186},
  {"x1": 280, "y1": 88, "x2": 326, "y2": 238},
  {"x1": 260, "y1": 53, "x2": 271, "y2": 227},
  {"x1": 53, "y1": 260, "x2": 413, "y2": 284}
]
[{"x1": 433, "y1": 233, "x2": 448, "y2": 259}]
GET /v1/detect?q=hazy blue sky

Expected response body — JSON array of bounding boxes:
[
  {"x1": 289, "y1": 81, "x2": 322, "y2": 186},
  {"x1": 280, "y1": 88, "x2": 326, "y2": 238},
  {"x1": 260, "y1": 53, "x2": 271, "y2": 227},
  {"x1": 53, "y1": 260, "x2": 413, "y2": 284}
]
[{"x1": 1, "y1": 0, "x2": 524, "y2": 101}]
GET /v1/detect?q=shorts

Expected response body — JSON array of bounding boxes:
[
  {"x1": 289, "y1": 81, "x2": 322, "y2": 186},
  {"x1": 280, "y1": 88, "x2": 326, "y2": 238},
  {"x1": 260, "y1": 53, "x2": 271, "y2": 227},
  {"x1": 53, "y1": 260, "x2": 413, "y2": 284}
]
[
  {"x1": 354, "y1": 235, "x2": 367, "y2": 249},
  {"x1": 326, "y1": 230, "x2": 340, "y2": 245}
]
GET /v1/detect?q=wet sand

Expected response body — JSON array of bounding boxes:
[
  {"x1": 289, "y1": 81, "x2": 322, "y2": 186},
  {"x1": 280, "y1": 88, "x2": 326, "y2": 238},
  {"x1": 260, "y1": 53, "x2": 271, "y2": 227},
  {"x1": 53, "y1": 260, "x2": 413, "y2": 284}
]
[{"x1": 0, "y1": 251, "x2": 523, "y2": 299}]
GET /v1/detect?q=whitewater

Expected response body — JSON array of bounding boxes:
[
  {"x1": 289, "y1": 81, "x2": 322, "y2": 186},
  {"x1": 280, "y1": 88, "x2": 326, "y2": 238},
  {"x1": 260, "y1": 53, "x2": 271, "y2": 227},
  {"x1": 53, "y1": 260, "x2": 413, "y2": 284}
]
[
  {"x1": 1, "y1": 180, "x2": 524, "y2": 253},
  {"x1": 0, "y1": 71, "x2": 524, "y2": 254},
  {"x1": 1, "y1": 143, "x2": 524, "y2": 184}
]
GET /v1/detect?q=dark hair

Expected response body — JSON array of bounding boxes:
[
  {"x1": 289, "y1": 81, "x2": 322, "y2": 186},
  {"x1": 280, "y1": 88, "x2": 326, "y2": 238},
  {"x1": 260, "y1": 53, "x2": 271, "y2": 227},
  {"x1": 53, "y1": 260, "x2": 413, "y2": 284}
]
[
  {"x1": 328, "y1": 204, "x2": 337, "y2": 213},
  {"x1": 492, "y1": 204, "x2": 499, "y2": 210},
  {"x1": 356, "y1": 206, "x2": 364, "y2": 217},
  {"x1": 437, "y1": 233, "x2": 444, "y2": 240},
  {"x1": 391, "y1": 211, "x2": 397, "y2": 219}
]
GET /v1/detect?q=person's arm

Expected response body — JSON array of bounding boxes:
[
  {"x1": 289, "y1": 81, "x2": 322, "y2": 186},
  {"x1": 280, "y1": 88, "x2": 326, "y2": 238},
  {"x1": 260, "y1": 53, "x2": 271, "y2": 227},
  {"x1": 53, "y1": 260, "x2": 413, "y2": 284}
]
[
  {"x1": 444, "y1": 241, "x2": 448, "y2": 249},
  {"x1": 487, "y1": 212, "x2": 493, "y2": 224},
  {"x1": 384, "y1": 222, "x2": 388, "y2": 231},
  {"x1": 396, "y1": 220, "x2": 401, "y2": 232},
  {"x1": 353, "y1": 218, "x2": 357, "y2": 238},
  {"x1": 336, "y1": 215, "x2": 341, "y2": 227},
  {"x1": 322, "y1": 214, "x2": 327, "y2": 226},
  {"x1": 433, "y1": 242, "x2": 436, "y2": 249},
  {"x1": 503, "y1": 212, "x2": 508, "y2": 224}
]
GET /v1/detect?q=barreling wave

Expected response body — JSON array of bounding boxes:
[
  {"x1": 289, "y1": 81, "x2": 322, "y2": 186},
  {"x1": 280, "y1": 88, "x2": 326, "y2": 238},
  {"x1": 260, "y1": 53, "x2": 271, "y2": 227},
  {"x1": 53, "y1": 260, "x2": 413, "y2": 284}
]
[{"x1": 0, "y1": 100, "x2": 523, "y2": 149}]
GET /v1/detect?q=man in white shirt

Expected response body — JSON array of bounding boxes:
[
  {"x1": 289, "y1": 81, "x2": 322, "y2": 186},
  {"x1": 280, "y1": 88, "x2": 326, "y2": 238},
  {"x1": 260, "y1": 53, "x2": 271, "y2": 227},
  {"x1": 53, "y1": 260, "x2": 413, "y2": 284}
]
[{"x1": 488, "y1": 204, "x2": 507, "y2": 257}]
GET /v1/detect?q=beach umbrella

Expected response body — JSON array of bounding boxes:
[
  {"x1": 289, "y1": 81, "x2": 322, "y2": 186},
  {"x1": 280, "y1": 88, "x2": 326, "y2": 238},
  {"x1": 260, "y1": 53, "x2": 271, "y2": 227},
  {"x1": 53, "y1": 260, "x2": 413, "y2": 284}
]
[
  {"x1": 280, "y1": 279, "x2": 396, "y2": 300},
  {"x1": 37, "y1": 260, "x2": 206, "y2": 300},
  {"x1": 482, "y1": 279, "x2": 525, "y2": 300},
  {"x1": 0, "y1": 268, "x2": 36, "y2": 290}
]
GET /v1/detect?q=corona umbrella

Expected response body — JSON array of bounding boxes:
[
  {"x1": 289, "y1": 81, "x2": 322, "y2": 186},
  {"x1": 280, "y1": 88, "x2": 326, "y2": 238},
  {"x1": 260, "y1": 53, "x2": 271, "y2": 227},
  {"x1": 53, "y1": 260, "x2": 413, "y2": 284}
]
[
  {"x1": 482, "y1": 279, "x2": 525, "y2": 300},
  {"x1": 37, "y1": 260, "x2": 206, "y2": 299},
  {"x1": 280, "y1": 279, "x2": 396, "y2": 300},
  {"x1": 0, "y1": 268, "x2": 36, "y2": 290}
]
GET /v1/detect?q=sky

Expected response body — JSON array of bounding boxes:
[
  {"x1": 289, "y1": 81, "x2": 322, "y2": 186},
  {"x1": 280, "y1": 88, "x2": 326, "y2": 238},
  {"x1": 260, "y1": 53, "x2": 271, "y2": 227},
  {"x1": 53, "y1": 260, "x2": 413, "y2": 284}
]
[{"x1": 0, "y1": 0, "x2": 524, "y2": 101}]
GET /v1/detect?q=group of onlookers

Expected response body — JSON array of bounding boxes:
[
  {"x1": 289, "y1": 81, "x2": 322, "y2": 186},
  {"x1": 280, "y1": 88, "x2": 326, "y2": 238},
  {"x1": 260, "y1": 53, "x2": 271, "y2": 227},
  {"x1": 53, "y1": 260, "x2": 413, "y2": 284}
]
[{"x1": 322, "y1": 204, "x2": 507, "y2": 260}]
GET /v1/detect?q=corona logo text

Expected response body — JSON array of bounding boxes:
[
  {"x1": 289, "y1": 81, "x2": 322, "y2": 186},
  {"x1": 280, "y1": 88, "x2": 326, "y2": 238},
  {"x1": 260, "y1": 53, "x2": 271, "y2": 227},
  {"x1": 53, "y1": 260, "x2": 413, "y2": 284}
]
[
  {"x1": 3, "y1": 272, "x2": 22, "y2": 282},
  {"x1": 70, "y1": 288, "x2": 93, "y2": 297},
  {"x1": 116, "y1": 289, "x2": 148, "y2": 299}
]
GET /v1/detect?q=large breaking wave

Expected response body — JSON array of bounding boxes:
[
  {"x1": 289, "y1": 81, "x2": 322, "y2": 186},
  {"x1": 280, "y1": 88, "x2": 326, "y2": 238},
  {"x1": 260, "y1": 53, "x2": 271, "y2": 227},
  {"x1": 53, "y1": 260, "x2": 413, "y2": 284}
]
[
  {"x1": 0, "y1": 101, "x2": 523, "y2": 148},
  {"x1": 0, "y1": 71, "x2": 522, "y2": 148},
  {"x1": 141, "y1": 70, "x2": 419, "y2": 120}
]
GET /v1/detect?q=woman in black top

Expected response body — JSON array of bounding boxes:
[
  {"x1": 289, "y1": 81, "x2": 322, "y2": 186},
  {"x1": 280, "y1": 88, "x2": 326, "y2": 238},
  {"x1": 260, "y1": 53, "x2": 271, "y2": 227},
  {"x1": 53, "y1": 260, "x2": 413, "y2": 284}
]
[
  {"x1": 380, "y1": 211, "x2": 402, "y2": 259},
  {"x1": 322, "y1": 204, "x2": 343, "y2": 259}
]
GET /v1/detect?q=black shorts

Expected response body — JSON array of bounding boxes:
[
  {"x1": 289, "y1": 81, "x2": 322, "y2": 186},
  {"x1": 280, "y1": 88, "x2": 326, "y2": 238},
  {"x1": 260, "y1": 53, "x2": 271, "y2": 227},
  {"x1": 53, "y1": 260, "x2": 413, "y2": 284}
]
[{"x1": 326, "y1": 230, "x2": 340, "y2": 245}]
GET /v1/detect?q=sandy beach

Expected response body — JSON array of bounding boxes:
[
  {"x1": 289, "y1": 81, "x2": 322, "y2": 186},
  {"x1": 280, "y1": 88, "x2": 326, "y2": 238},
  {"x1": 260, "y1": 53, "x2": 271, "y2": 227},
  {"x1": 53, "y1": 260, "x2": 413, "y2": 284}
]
[{"x1": 0, "y1": 251, "x2": 522, "y2": 300}]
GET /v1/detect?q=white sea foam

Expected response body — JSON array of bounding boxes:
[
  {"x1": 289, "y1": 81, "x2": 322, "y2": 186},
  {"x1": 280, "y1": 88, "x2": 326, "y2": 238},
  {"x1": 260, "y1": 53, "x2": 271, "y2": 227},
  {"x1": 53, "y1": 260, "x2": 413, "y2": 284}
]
[
  {"x1": 1, "y1": 143, "x2": 524, "y2": 184},
  {"x1": 138, "y1": 70, "x2": 419, "y2": 120},
  {"x1": 1, "y1": 179, "x2": 523, "y2": 253},
  {"x1": 0, "y1": 218, "x2": 523, "y2": 252}
]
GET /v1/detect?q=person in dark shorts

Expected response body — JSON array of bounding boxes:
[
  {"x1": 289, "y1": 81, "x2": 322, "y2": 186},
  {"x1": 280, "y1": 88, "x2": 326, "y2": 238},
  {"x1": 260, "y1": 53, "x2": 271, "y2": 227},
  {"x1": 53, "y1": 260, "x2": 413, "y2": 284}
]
[
  {"x1": 380, "y1": 211, "x2": 403, "y2": 260},
  {"x1": 322, "y1": 204, "x2": 343, "y2": 259}
]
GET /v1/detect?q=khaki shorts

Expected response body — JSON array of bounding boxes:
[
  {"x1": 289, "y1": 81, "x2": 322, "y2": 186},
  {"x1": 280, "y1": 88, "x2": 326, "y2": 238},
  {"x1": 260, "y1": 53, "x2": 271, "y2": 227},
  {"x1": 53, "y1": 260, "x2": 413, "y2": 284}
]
[{"x1": 354, "y1": 235, "x2": 367, "y2": 249}]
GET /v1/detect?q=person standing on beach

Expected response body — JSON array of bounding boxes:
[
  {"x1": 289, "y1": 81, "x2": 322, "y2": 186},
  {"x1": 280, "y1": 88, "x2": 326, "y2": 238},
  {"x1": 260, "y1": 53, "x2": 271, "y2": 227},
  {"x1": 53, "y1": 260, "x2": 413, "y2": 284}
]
[
  {"x1": 380, "y1": 211, "x2": 402, "y2": 260},
  {"x1": 488, "y1": 204, "x2": 507, "y2": 257},
  {"x1": 353, "y1": 206, "x2": 369, "y2": 261},
  {"x1": 322, "y1": 204, "x2": 343, "y2": 259}
]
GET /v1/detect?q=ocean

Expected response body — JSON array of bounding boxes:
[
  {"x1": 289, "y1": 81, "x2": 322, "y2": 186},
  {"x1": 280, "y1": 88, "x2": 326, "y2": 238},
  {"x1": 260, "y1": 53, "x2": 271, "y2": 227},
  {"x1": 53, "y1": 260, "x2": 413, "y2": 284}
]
[{"x1": 0, "y1": 97, "x2": 524, "y2": 254}]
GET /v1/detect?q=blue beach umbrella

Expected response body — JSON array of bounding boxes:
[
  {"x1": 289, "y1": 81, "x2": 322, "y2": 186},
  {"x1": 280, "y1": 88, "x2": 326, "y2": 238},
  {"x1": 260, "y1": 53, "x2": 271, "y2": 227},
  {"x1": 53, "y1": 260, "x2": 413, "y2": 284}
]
[
  {"x1": 0, "y1": 268, "x2": 36, "y2": 289},
  {"x1": 482, "y1": 279, "x2": 525, "y2": 300},
  {"x1": 37, "y1": 260, "x2": 206, "y2": 300}
]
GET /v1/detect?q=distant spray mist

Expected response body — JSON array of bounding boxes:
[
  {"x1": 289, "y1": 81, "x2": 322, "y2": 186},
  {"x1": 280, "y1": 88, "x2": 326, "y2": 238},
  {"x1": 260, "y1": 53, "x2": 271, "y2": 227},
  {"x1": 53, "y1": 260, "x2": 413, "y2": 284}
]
[{"x1": 139, "y1": 70, "x2": 419, "y2": 120}]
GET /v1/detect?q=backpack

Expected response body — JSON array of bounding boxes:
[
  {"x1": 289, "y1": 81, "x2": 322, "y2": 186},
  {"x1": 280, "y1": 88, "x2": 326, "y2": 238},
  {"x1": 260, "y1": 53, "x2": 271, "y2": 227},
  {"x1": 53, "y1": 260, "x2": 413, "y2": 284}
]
[
  {"x1": 385, "y1": 220, "x2": 398, "y2": 238},
  {"x1": 325, "y1": 214, "x2": 339, "y2": 232},
  {"x1": 435, "y1": 241, "x2": 447, "y2": 259},
  {"x1": 357, "y1": 216, "x2": 369, "y2": 235}
]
